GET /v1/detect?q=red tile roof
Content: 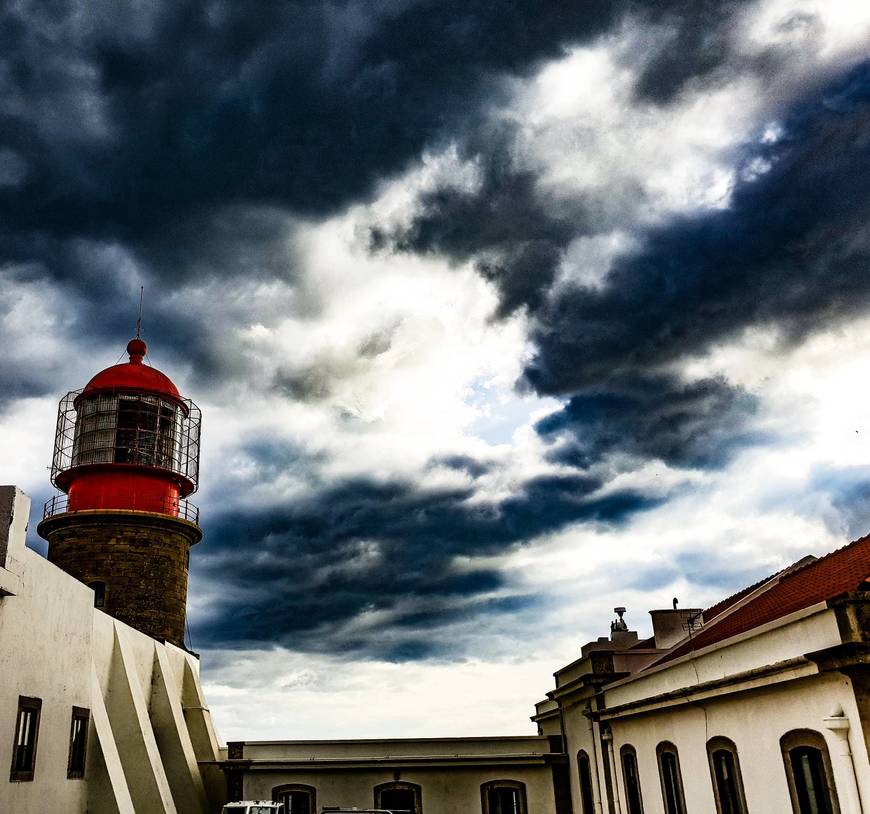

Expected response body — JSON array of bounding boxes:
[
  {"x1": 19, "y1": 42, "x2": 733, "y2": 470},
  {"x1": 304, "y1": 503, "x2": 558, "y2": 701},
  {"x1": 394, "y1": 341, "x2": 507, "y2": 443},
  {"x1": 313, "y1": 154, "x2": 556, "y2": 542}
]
[{"x1": 651, "y1": 534, "x2": 870, "y2": 667}]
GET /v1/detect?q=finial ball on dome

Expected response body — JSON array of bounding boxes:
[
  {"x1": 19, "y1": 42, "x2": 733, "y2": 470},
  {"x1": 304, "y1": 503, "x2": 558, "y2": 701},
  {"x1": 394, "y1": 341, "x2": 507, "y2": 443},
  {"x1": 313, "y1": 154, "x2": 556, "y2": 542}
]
[{"x1": 127, "y1": 337, "x2": 147, "y2": 362}]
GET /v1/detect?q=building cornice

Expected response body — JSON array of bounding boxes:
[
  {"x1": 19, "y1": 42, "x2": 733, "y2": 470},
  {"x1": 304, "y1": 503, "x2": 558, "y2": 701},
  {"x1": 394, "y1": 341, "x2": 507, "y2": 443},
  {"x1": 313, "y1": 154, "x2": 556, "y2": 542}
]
[
  {"x1": 598, "y1": 656, "x2": 814, "y2": 721},
  {"x1": 217, "y1": 752, "x2": 563, "y2": 772}
]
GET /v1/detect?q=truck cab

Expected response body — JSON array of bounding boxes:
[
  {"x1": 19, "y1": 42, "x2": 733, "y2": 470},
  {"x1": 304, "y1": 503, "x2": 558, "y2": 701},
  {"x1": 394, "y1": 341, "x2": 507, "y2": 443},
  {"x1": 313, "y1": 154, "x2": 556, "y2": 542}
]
[{"x1": 221, "y1": 803, "x2": 284, "y2": 814}]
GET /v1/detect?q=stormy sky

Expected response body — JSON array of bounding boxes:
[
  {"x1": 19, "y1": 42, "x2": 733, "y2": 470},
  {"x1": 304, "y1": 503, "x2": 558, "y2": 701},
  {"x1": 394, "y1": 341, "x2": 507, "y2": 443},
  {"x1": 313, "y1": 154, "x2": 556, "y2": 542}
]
[{"x1": 2, "y1": 0, "x2": 870, "y2": 739}]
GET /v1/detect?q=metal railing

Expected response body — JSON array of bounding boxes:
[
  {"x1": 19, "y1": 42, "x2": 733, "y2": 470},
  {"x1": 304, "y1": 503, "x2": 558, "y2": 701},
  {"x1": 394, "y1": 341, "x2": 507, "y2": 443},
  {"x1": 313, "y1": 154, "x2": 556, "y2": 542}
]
[
  {"x1": 42, "y1": 493, "x2": 200, "y2": 524},
  {"x1": 50, "y1": 389, "x2": 201, "y2": 492}
]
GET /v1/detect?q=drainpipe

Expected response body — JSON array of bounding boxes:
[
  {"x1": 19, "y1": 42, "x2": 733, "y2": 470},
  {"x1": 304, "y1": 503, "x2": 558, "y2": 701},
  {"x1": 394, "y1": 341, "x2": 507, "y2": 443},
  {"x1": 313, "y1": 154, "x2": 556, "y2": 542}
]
[
  {"x1": 601, "y1": 728, "x2": 623, "y2": 814},
  {"x1": 585, "y1": 703, "x2": 606, "y2": 814},
  {"x1": 824, "y1": 709, "x2": 864, "y2": 814}
]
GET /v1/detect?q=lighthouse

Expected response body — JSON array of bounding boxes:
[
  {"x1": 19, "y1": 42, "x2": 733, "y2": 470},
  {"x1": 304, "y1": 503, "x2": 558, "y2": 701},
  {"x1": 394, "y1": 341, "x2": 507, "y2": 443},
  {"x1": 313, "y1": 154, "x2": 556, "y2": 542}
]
[{"x1": 37, "y1": 337, "x2": 202, "y2": 647}]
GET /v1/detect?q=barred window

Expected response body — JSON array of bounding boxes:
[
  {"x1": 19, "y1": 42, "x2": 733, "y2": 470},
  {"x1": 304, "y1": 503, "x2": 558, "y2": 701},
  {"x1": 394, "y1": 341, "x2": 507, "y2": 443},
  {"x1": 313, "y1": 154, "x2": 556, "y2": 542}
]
[
  {"x1": 657, "y1": 742, "x2": 686, "y2": 814},
  {"x1": 707, "y1": 737, "x2": 747, "y2": 814},
  {"x1": 481, "y1": 780, "x2": 527, "y2": 814},
  {"x1": 10, "y1": 696, "x2": 41, "y2": 782},
  {"x1": 578, "y1": 750, "x2": 595, "y2": 814},
  {"x1": 621, "y1": 744, "x2": 644, "y2": 814},
  {"x1": 781, "y1": 730, "x2": 839, "y2": 814},
  {"x1": 67, "y1": 707, "x2": 90, "y2": 778},
  {"x1": 273, "y1": 784, "x2": 316, "y2": 814}
]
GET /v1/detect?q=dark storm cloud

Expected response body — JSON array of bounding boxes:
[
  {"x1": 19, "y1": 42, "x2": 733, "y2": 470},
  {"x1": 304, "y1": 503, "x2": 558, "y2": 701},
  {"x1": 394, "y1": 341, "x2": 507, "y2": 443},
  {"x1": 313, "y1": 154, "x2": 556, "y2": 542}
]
[
  {"x1": 536, "y1": 374, "x2": 761, "y2": 470},
  {"x1": 2, "y1": 0, "x2": 772, "y2": 393},
  {"x1": 629, "y1": 0, "x2": 745, "y2": 103},
  {"x1": 371, "y1": 155, "x2": 582, "y2": 318},
  {"x1": 2, "y1": 0, "x2": 751, "y2": 274},
  {"x1": 0, "y1": 0, "x2": 625, "y2": 397},
  {"x1": 2, "y1": 0, "x2": 620, "y2": 246},
  {"x1": 6, "y1": 0, "x2": 870, "y2": 659},
  {"x1": 193, "y1": 467, "x2": 660, "y2": 656},
  {"x1": 524, "y1": 61, "x2": 870, "y2": 395},
  {"x1": 428, "y1": 454, "x2": 493, "y2": 479},
  {"x1": 377, "y1": 61, "x2": 870, "y2": 480}
]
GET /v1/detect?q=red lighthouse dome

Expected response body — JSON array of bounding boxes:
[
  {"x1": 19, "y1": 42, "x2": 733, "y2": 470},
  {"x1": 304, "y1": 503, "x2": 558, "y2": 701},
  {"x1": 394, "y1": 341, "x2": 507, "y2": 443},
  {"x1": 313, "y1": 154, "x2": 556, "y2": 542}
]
[
  {"x1": 47, "y1": 338, "x2": 201, "y2": 520},
  {"x1": 80, "y1": 338, "x2": 183, "y2": 403}
]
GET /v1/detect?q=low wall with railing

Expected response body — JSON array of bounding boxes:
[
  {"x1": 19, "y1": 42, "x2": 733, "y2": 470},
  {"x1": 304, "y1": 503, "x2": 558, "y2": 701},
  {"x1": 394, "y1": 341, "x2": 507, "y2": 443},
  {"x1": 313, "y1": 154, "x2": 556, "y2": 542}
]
[{"x1": 43, "y1": 493, "x2": 200, "y2": 525}]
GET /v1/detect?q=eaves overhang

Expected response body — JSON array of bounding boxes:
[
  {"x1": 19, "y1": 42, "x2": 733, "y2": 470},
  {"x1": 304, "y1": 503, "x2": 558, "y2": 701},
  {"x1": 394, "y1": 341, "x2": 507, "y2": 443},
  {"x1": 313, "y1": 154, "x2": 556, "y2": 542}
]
[{"x1": 218, "y1": 752, "x2": 562, "y2": 772}]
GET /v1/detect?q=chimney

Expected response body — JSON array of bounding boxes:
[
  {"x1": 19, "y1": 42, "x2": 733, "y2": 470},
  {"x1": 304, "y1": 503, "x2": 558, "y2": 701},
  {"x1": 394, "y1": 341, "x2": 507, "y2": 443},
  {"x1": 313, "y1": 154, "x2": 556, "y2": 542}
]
[{"x1": 649, "y1": 608, "x2": 703, "y2": 650}]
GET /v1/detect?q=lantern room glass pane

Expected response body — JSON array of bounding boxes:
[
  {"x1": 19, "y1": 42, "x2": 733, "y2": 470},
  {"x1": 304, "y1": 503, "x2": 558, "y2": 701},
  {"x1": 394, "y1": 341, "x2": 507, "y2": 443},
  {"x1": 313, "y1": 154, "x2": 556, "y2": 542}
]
[{"x1": 72, "y1": 395, "x2": 118, "y2": 466}]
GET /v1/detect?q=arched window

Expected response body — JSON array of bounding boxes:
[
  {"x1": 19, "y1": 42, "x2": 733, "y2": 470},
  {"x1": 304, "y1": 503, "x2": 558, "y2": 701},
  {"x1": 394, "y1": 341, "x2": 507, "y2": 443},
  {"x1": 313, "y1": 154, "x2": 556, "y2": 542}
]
[
  {"x1": 620, "y1": 744, "x2": 644, "y2": 814},
  {"x1": 375, "y1": 780, "x2": 422, "y2": 814},
  {"x1": 657, "y1": 742, "x2": 687, "y2": 814},
  {"x1": 577, "y1": 750, "x2": 595, "y2": 814},
  {"x1": 780, "y1": 730, "x2": 840, "y2": 814},
  {"x1": 481, "y1": 779, "x2": 528, "y2": 814},
  {"x1": 707, "y1": 737, "x2": 747, "y2": 814},
  {"x1": 272, "y1": 783, "x2": 316, "y2": 814}
]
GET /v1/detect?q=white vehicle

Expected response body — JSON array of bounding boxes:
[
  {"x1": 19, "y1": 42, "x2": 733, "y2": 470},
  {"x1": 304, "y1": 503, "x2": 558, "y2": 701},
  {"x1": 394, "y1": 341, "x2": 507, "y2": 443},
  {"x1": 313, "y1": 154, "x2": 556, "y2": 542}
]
[{"x1": 221, "y1": 803, "x2": 284, "y2": 814}]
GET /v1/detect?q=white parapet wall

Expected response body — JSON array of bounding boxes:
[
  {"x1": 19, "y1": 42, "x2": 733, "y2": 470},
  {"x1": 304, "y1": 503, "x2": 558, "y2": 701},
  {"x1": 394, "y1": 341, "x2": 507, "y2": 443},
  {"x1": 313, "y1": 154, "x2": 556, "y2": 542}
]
[{"x1": 0, "y1": 486, "x2": 226, "y2": 813}]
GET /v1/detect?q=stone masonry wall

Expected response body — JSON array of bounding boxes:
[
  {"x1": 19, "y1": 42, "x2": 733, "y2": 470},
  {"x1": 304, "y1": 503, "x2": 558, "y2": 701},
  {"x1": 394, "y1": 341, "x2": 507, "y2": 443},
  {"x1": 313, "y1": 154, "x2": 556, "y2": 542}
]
[{"x1": 40, "y1": 510, "x2": 201, "y2": 647}]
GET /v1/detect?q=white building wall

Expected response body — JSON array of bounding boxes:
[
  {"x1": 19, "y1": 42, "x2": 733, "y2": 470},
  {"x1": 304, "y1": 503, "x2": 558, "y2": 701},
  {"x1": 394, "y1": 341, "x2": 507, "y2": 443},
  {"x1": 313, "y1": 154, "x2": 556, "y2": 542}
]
[
  {"x1": 237, "y1": 736, "x2": 559, "y2": 813},
  {"x1": 595, "y1": 602, "x2": 870, "y2": 814},
  {"x1": 0, "y1": 486, "x2": 226, "y2": 813},
  {"x1": 559, "y1": 697, "x2": 603, "y2": 814},
  {"x1": 242, "y1": 764, "x2": 557, "y2": 813},
  {"x1": 0, "y1": 488, "x2": 93, "y2": 813},
  {"x1": 607, "y1": 670, "x2": 868, "y2": 814}
]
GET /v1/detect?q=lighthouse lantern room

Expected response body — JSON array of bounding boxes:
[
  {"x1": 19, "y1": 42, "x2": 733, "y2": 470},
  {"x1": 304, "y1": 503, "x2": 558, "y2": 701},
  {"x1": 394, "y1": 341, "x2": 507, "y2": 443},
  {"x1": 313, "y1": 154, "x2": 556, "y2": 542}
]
[{"x1": 46, "y1": 338, "x2": 201, "y2": 521}]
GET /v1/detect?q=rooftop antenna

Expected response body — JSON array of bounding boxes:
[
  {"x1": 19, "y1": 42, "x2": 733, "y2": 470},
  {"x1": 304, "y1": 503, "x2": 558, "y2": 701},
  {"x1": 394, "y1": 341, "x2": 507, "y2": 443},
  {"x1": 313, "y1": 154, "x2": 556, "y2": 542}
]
[
  {"x1": 135, "y1": 286, "x2": 144, "y2": 339},
  {"x1": 611, "y1": 606, "x2": 628, "y2": 632}
]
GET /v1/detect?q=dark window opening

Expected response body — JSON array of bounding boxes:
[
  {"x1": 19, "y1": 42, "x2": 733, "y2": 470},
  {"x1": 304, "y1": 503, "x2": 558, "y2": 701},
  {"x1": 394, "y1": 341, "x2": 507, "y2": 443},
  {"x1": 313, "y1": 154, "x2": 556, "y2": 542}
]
[
  {"x1": 790, "y1": 747, "x2": 835, "y2": 814},
  {"x1": 481, "y1": 781, "x2": 527, "y2": 814},
  {"x1": 10, "y1": 696, "x2": 41, "y2": 782},
  {"x1": 375, "y1": 781, "x2": 422, "y2": 814},
  {"x1": 781, "y1": 730, "x2": 840, "y2": 814},
  {"x1": 621, "y1": 745, "x2": 644, "y2": 814},
  {"x1": 708, "y1": 739, "x2": 747, "y2": 814},
  {"x1": 382, "y1": 789, "x2": 415, "y2": 812},
  {"x1": 89, "y1": 581, "x2": 106, "y2": 608},
  {"x1": 280, "y1": 791, "x2": 311, "y2": 814},
  {"x1": 274, "y1": 784, "x2": 316, "y2": 814},
  {"x1": 489, "y1": 787, "x2": 521, "y2": 814},
  {"x1": 578, "y1": 750, "x2": 595, "y2": 814},
  {"x1": 657, "y1": 743, "x2": 686, "y2": 814},
  {"x1": 67, "y1": 707, "x2": 90, "y2": 779}
]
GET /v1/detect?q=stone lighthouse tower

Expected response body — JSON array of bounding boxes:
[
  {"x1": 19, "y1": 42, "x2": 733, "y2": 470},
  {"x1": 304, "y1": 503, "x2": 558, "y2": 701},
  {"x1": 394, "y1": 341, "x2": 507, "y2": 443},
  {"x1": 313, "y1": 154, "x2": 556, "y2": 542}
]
[{"x1": 37, "y1": 337, "x2": 202, "y2": 647}]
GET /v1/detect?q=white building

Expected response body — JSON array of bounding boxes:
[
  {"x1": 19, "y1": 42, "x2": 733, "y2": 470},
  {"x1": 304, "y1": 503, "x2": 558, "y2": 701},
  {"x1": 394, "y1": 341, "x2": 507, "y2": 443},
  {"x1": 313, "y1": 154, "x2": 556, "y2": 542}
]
[
  {"x1": 0, "y1": 486, "x2": 225, "y2": 813},
  {"x1": 535, "y1": 537, "x2": 870, "y2": 814},
  {"x1": 226, "y1": 735, "x2": 568, "y2": 814}
]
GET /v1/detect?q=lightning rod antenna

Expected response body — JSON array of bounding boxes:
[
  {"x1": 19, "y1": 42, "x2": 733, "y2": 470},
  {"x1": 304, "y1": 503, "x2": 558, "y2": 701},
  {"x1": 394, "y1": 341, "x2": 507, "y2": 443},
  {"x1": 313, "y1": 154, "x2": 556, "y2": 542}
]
[{"x1": 135, "y1": 286, "x2": 144, "y2": 339}]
